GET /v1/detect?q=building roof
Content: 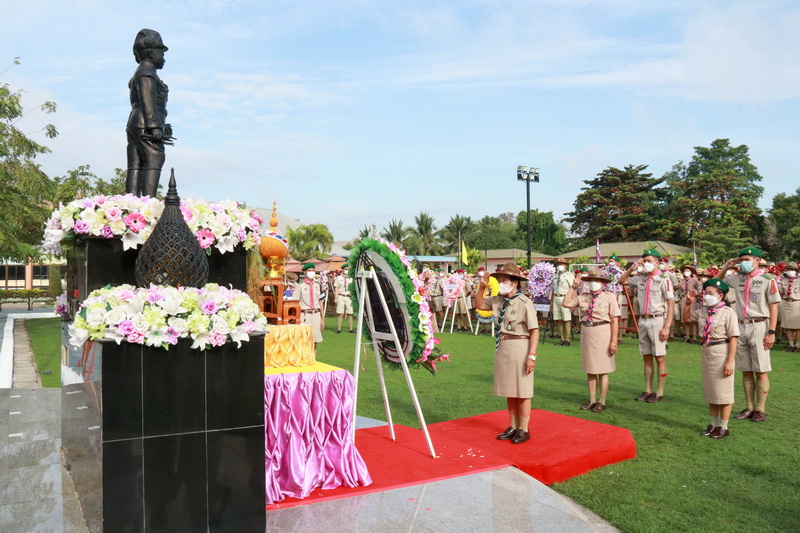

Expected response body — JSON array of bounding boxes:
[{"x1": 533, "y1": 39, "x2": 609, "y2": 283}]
[
  {"x1": 562, "y1": 241, "x2": 693, "y2": 260},
  {"x1": 485, "y1": 248, "x2": 555, "y2": 260},
  {"x1": 408, "y1": 255, "x2": 457, "y2": 263}
]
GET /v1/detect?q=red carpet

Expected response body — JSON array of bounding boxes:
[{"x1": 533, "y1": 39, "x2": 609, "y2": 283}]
[
  {"x1": 268, "y1": 410, "x2": 636, "y2": 510},
  {"x1": 267, "y1": 424, "x2": 511, "y2": 510},
  {"x1": 429, "y1": 409, "x2": 637, "y2": 485}
]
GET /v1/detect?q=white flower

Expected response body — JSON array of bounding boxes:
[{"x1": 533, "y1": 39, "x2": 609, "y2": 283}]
[
  {"x1": 167, "y1": 317, "x2": 189, "y2": 336},
  {"x1": 229, "y1": 325, "x2": 250, "y2": 347},
  {"x1": 191, "y1": 332, "x2": 210, "y2": 350},
  {"x1": 232, "y1": 298, "x2": 257, "y2": 321},
  {"x1": 109, "y1": 219, "x2": 127, "y2": 235},
  {"x1": 104, "y1": 329, "x2": 126, "y2": 344},
  {"x1": 85, "y1": 307, "x2": 107, "y2": 326},
  {"x1": 157, "y1": 289, "x2": 187, "y2": 315},
  {"x1": 105, "y1": 308, "x2": 126, "y2": 326},
  {"x1": 146, "y1": 327, "x2": 170, "y2": 347},
  {"x1": 121, "y1": 230, "x2": 144, "y2": 250},
  {"x1": 68, "y1": 324, "x2": 89, "y2": 347},
  {"x1": 210, "y1": 315, "x2": 231, "y2": 335},
  {"x1": 215, "y1": 234, "x2": 238, "y2": 254},
  {"x1": 131, "y1": 314, "x2": 149, "y2": 333},
  {"x1": 121, "y1": 293, "x2": 146, "y2": 315}
]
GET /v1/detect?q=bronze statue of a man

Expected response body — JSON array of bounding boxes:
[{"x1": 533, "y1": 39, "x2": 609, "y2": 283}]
[{"x1": 126, "y1": 29, "x2": 174, "y2": 198}]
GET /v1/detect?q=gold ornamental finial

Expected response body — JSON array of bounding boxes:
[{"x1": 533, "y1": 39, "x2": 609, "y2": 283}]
[{"x1": 270, "y1": 201, "x2": 279, "y2": 229}]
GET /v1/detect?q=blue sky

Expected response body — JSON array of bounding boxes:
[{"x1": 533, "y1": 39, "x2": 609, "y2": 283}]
[{"x1": 3, "y1": 0, "x2": 799, "y2": 242}]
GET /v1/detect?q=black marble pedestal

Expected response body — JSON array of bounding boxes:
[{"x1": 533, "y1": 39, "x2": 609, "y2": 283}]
[{"x1": 62, "y1": 336, "x2": 266, "y2": 532}]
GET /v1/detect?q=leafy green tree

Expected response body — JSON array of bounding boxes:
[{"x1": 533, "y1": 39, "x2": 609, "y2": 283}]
[
  {"x1": 285, "y1": 223, "x2": 333, "y2": 262},
  {"x1": 694, "y1": 222, "x2": 751, "y2": 265},
  {"x1": 565, "y1": 165, "x2": 665, "y2": 248},
  {"x1": 466, "y1": 215, "x2": 521, "y2": 252},
  {"x1": 516, "y1": 209, "x2": 568, "y2": 255},
  {"x1": 0, "y1": 70, "x2": 59, "y2": 260},
  {"x1": 52, "y1": 165, "x2": 127, "y2": 206},
  {"x1": 765, "y1": 187, "x2": 800, "y2": 258},
  {"x1": 380, "y1": 219, "x2": 411, "y2": 248},
  {"x1": 662, "y1": 139, "x2": 764, "y2": 245},
  {"x1": 438, "y1": 215, "x2": 474, "y2": 253}
]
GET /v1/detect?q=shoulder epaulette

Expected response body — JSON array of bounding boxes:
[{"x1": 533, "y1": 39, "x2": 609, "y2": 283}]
[{"x1": 760, "y1": 273, "x2": 774, "y2": 280}]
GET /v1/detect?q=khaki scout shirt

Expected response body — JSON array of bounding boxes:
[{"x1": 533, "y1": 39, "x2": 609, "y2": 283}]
[
  {"x1": 564, "y1": 291, "x2": 621, "y2": 323},
  {"x1": 723, "y1": 271, "x2": 781, "y2": 319},
  {"x1": 552, "y1": 270, "x2": 575, "y2": 296},
  {"x1": 485, "y1": 293, "x2": 539, "y2": 334},
  {"x1": 333, "y1": 275, "x2": 350, "y2": 297},
  {"x1": 779, "y1": 276, "x2": 800, "y2": 300},
  {"x1": 628, "y1": 272, "x2": 674, "y2": 315},
  {"x1": 696, "y1": 305, "x2": 740, "y2": 342},
  {"x1": 292, "y1": 279, "x2": 322, "y2": 311}
]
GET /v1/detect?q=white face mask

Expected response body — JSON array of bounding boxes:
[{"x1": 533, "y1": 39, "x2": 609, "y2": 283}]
[
  {"x1": 636, "y1": 266, "x2": 644, "y2": 273},
  {"x1": 659, "y1": 263, "x2": 668, "y2": 271},
  {"x1": 498, "y1": 282, "x2": 514, "y2": 295},
  {"x1": 306, "y1": 271, "x2": 316, "y2": 279},
  {"x1": 478, "y1": 271, "x2": 484, "y2": 277},
  {"x1": 643, "y1": 261, "x2": 656, "y2": 273},
  {"x1": 588, "y1": 281, "x2": 603, "y2": 293},
  {"x1": 683, "y1": 270, "x2": 691, "y2": 277},
  {"x1": 787, "y1": 271, "x2": 797, "y2": 278},
  {"x1": 703, "y1": 294, "x2": 720, "y2": 307},
  {"x1": 557, "y1": 265, "x2": 566, "y2": 272}
]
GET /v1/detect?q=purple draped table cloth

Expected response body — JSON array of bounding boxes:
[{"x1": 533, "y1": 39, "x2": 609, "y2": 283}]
[{"x1": 265, "y1": 362, "x2": 372, "y2": 504}]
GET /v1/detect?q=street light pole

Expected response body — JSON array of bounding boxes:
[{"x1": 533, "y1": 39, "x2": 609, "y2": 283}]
[{"x1": 516, "y1": 166, "x2": 540, "y2": 269}]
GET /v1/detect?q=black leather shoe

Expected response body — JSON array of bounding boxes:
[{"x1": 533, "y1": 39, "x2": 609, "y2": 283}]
[
  {"x1": 591, "y1": 402, "x2": 606, "y2": 413},
  {"x1": 580, "y1": 401, "x2": 596, "y2": 410},
  {"x1": 496, "y1": 426, "x2": 516, "y2": 440},
  {"x1": 511, "y1": 429, "x2": 531, "y2": 444}
]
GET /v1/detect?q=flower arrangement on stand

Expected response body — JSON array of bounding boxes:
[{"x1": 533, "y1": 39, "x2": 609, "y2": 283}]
[
  {"x1": 43, "y1": 194, "x2": 263, "y2": 255},
  {"x1": 527, "y1": 262, "x2": 556, "y2": 304},
  {"x1": 347, "y1": 238, "x2": 449, "y2": 374},
  {"x1": 55, "y1": 291, "x2": 69, "y2": 319},
  {"x1": 601, "y1": 264, "x2": 626, "y2": 295},
  {"x1": 68, "y1": 283, "x2": 268, "y2": 351},
  {"x1": 443, "y1": 273, "x2": 464, "y2": 308}
]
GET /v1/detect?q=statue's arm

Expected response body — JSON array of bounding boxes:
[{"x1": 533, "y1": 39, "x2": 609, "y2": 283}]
[{"x1": 135, "y1": 75, "x2": 162, "y2": 133}]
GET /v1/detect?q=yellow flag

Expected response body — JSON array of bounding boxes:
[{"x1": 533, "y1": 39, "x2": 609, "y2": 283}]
[{"x1": 461, "y1": 241, "x2": 469, "y2": 265}]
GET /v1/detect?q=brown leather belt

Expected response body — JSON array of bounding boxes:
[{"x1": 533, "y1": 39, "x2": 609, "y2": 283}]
[
  {"x1": 554, "y1": 294, "x2": 566, "y2": 297},
  {"x1": 704, "y1": 339, "x2": 730, "y2": 346},
  {"x1": 302, "y1": 309, "x2": 320, "y2": 314},
  {"x1": 785, "y1": 298, "x2": 798, "y2": 302},
  {"x1": 739, "y1": 317, "x2": 766, "y2": 324},
  {"x1": 641, "y1": 313, "x2": 665, "y2": 319},
  {"x1": 498, "y1": 334, "x2": 530, "y2": 341},
  {"x1": 583, "y1": 320, "x2": 610, "y2": 328}
]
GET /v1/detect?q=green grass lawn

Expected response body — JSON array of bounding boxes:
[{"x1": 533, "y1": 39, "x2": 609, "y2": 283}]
[
  {"x1": 24, "y1": 317, "x2": 62, "y2": 388},
  {"x1": 317, "y1": 317, "x2": 800, "y2": 533}
]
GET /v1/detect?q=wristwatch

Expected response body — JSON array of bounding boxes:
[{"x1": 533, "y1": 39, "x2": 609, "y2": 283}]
[
  {"x1": 767, "y1": 329, "x2": 776, "y2": 335},
  {"x1": 527, "y1": 354, "x2": 537, "y2": 361}
]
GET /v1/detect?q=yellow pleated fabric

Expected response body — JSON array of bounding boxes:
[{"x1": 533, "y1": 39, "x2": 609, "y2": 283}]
[{"x1": 264, "y1": 324, "x2": 316, "y2": 371}]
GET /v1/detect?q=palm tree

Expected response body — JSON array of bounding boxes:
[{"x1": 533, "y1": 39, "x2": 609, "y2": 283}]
[
  {"x1": 438, "y1": 215, "x2": 474, "y2": 253},
  {"x1": 411, "y1": 211, "x2": 442, "y2": 255},
  {"x1": 285, "y1": 223, "x2": 334, "y2": 262},
  {"x1": 381, "y1": 219, "x2": 411, "y2": 248}
]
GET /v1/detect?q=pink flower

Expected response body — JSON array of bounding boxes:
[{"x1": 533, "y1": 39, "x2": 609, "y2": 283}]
[
  {"x1": 201, "y1": 299, "x2": 219, "y2": 315},
  {"x1": 165, "y1": 328, "x2": 179, "y2": 345},
  {"x1": 118, "y1": 320, "x2": 135, "y2": 335},
  {"x1": 74, "y1": 220, "x2": 89, "y2": 234},
  {"x1": 211, "y1": 204, "x2": 224, "y2": 213},
  {"x1": 241, "y1": 320, "x2": 256, "y2": 334},
  {"x1": 437, "y1": 353, "x2": 451, "y2": 362},
  {"x1": 117, "y1": 289, "x2": 136, "y2": 302},
  {"x1": 209, "y1": 331, "x2": 227, "y2": 347},
  {"x1": 419, "y1": 301, "x2": 430, "y2": 314},
  {"x1": 127, "y1": 330, "x2": 145, "y2": 344},
  {"x1": 105, "y1": 206, "x2": 122, "y2": 221},
  {"x1": 236, "y1": 228, "x2": 247, "y2": 242},
  {"x1": 145, "y1": 285, "x2": 164, "y2": 303},
  {"x1": 196, "y1": 228, "x2": 215, "y2": 249},
  {"x1": 82, "y1": 198, "x2": 96, "y2": 209},
  {"x1": 101, "y1": 226, "x2": 114, "y2": 238},
  {"x1": 180, "y1": 202, "x2": 193, "y2": 222},
  {"x1": 124, "y1": 213, "x2": 147, "y2": 233}
]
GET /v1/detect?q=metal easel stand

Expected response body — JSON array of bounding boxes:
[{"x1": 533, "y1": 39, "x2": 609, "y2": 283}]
[
  {"x1": 622, "y1": 285, "x2": 640, "y2": 337},
  {"x1": 351, "y1": 267, "x2": 437, "y2": 458}
]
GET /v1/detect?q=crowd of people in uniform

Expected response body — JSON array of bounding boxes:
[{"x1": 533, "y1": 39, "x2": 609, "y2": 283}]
[{"x1": 284, "y1": 246, "x2": 798, "y2": 443}]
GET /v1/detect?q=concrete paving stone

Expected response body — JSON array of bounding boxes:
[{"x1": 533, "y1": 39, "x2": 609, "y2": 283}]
[
  {"x1": 0, "y1": 496, "x2": 64, "y2": 533},
  {"x1": 3, "y1": 462, "x2": 62, "y2": 504},
  {"x1": 5, "y1": 437, "x2": 62, "y2": 468}
]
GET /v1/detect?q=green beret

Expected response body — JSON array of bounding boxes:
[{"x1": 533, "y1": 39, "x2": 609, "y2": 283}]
[
  {"x1": 301, "y1": 262, "x2": 316, "y2": 271},
  {"x1": 608, "y1": 254, "x2": 620, "y2": 262},
  {"x1": 341, "y1": 263, "x2": 349, "y2": 270},
  {"x1": 579, "y1": 266, "x2": 589, "y2": 272},
  {"x1": 739, "y1": 246, "x2": 763, "y2": 258},
  {"x1": 642, "y1": 248, "x2": 661, "y2": 258},
  {"x1": 703, "y1": 278, "x2": 729, "y2": 294}
]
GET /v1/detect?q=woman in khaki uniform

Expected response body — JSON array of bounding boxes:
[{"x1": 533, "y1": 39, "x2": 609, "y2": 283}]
[
  {"x1": 685, "y1": 279, "x2": 739, "y2": 439},
  {"x1": 780, "y1": 262, "x2": 800, "y2": 352},
  {"x1": 677, "y1": 265, "x2": 703, "y2": 343},
  {"x1": 475, "y1": 262, "x2": 540, "y2": 444},
  {"x1": 562, "y1": 267, "x2": 620, "y2": 413}
]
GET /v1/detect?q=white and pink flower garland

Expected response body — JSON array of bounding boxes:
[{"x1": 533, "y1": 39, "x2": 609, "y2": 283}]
[
  {"x1": 443, "y1": 274, "x2": 464, "y2": 308},
  {"x1": 68, "y1": 283, "x2": 268, "y2": 351},
  {"x1": 43, "y1": 194, "x2": 263, "y2": 256}
]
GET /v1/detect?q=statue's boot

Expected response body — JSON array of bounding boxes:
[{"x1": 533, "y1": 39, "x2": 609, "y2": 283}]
[{"x1": 141, "y1": 167, "x2": 162, "y2": 198}]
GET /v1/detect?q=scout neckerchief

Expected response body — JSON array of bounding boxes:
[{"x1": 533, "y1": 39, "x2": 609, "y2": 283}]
[
  {"x1": 742, "y1": 269, "x2": 763, "y2": 318},
  {"x1": 585, "y1": 291, "x2": 599, "y2": 326},
  {"x1": 496, "y1": 292, "x2": 522, "y2": 350},
  {"x1": 787, "y1": 276, "x2": 794, "y2": 300},
  {"x1": 702, "y1": 301, "x2": 726, "y2": 347},
  {"x1": 684, "y1": 277, "x2": 691, "y2": 294},
  {"x1": 305, "y1": 277, "x2": 316, "y2": 310},
  {"x1": 643, "y1": 271, "x2": 658, "y2": 315}
]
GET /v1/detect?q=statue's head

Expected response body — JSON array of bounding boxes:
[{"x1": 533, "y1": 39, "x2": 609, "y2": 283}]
[{"x1": 133, "y1": 29, "x2": 168, "y2": 64}]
